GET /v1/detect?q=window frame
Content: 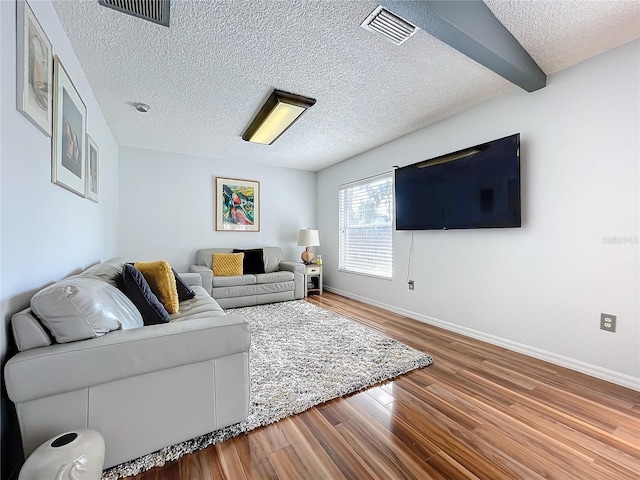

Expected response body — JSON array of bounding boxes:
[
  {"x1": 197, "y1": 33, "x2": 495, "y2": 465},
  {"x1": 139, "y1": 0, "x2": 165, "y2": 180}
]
[{"x1": 338, "y1": 172, "x2": 393, "y2": 280}]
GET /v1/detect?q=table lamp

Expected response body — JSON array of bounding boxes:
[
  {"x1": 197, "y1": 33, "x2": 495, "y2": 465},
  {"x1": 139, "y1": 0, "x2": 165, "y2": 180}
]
[{"x1": 297, "y1": 229, "x2": 320, "y2": 264}]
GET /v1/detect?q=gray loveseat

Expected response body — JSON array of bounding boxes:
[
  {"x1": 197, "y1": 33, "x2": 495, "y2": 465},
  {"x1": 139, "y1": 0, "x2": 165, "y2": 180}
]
[
  {"x1": 4, "y1": 258, "x2": 250, "y2": 469},
  {"x1": 189, "y1": 247, "x2": 305, "y2": 308}
]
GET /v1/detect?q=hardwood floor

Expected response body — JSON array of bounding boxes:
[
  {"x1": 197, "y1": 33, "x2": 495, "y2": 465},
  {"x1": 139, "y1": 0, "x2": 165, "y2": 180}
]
[{"x1": 128, "y1": 292, "x2": 639, "y2": 480}]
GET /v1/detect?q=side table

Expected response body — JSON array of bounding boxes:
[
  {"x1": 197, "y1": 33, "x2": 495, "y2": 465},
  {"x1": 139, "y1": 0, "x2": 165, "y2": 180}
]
[{"x1": 304, "y1": 264, "x2": 323, "y2": 296}]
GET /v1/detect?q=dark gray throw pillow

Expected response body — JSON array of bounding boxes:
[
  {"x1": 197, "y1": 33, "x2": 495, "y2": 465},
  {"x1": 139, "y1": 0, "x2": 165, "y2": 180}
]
[
  {"x1": 121, "y1": 264, "x2": 170, "y2": 325},
  {"x1": 233, "y1": 248, "x2": 265, "y2": 274},
  {"x1": 172, "y1": 268, "x2": 196, "y2": 301}
]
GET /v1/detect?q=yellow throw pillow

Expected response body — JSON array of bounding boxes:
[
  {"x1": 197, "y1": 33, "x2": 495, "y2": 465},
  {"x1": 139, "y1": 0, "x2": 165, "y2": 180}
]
[
  {"x1": 213, "y1": 253, "x2": 244, "y2": 276},
  {"x1": 134, "y1": 260, "x2": 180, "y2": 314}
]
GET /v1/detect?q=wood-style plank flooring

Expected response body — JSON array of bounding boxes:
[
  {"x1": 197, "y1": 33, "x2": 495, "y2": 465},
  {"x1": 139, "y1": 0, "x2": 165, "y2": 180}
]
[{"x1": 127, "y1": 292, "x2": 639, "y2": 480}]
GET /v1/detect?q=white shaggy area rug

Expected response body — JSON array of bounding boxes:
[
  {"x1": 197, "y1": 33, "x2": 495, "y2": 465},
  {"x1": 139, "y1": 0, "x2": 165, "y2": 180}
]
[{"x1": 103, "y1": 300, "x2": 433, "y2": 479}]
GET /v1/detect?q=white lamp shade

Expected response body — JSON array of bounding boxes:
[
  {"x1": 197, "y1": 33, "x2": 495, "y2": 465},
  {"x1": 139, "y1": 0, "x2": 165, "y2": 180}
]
[{"x1": 297, "y1": 229, "x2": 320, "y2": 247}]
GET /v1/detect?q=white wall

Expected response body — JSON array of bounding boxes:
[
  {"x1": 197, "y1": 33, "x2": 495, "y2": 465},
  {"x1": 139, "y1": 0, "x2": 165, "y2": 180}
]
[
  {"x1": 317, "y1": 40, "x2": 640, "y2": 387},
  {"x1": 1, "y1": 0, "x2": 119, "y2": 474},
  {"x1": 118, "y1": 147, "x2": 316, "y2": 271},
  {"x1": 1, "y1": 0, "x2": 119, "y2": 358}
]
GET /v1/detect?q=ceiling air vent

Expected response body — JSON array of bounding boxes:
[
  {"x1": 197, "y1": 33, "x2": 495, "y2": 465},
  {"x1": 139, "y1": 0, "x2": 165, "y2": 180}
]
[
  {"x1": 98, "y1": 0, "x2": 170, "y2": 27},
  {"x1": 361, "y1": 5, "x2": 418, "y2": 45}
]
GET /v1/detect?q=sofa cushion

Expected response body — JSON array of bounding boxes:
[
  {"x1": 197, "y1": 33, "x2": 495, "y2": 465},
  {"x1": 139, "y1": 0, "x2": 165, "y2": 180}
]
[
  {"x1": 213, "y1": 253, "x2": 244, "y2": 276},
  {"x1": 211, "y1": 281, "x2": 294, "y2": 299},
  {"x1": 173, "y1": 269, "x2": 196, "y2": 301},
  {"x1": 211, "y1": 284, "x2": 257, "y2": 299},
  {"x1": 262, "y1": 247, "x2": 284, "y2": 273},
  {"x1": 30, "y1": 277, "x2": 143, "y2": 344},
  {"x1": 170, "y1": 286, "x2": 226, "y2": 321},
  {"x1": 212, "y1": 275, "x2": 256, "y2": 288},
  {"x1": 134, "y1": 261, "x2": 180, "y2": 314},
  {"x1": 216, "y1": 291, "x2": 294, "y2": 309},
  {"x1": 255, "y1": 271, "x2": 294, "y2": 284},
  {"x1": 254, "y1": 281, "x2": 295, "y2": 295},
  {"x1": 233, "y1": 248, "x2": 265, "y2": 274},
  {"x1": 121, "y1": 264, "x2": 170, "y2": 325}
]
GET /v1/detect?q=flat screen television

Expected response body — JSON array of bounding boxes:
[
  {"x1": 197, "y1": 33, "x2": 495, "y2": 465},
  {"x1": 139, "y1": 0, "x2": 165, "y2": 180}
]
[{"x1": 395, "y1": 133, "x2": 521, "y2": 230}]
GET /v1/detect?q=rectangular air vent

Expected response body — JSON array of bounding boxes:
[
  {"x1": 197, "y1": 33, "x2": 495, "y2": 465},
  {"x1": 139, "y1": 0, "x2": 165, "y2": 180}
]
[
  {"x1": 98, "y1": 0, "x2": 170, "y2": 27},
  {"x1": 361, "y1": 5, "x2": 418, "y2": 45}
]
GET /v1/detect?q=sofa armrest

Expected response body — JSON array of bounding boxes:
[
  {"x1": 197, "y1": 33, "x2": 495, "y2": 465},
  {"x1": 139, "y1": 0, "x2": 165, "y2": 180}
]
[
  {"x1": 4, "y1": 315, "x2": 249, "y2": 404},
  {"x1": 177, "y1": 272, "x2": 202, "y2": 287},
  {"x1": 189, "y1": 265, "x2": 213, "y2": 294},
  {"x1": 279, "y1": 261, "x2": 305, "y2": 299}
]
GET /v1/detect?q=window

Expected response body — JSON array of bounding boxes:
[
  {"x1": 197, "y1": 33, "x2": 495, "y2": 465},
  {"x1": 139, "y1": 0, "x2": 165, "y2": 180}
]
[{"x1": 339, "y1": 172, "x2": 393, "y2": 279}]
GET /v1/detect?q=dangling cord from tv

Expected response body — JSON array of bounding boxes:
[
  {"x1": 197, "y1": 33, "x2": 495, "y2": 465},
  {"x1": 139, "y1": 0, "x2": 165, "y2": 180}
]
[{"x1": 407, "y1": 230, "x2": 414, "y2": 284}]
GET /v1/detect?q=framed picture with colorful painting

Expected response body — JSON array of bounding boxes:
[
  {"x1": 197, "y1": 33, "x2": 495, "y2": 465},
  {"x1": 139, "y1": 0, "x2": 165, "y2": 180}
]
[
  {"x1": 215, "y1": 177, "x2": 260, "y2": 231},
  {"x1": 51, "y1": 55, "x2": 86, "y2": 197}
]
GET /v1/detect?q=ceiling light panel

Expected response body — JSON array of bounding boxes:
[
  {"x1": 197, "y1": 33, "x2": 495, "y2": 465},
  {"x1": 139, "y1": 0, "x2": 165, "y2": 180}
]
[
  {"x1": 248, "y1": 102, "x2": 306, "y2": 145},
  {"x1": 242, "y1": 90, "x2": 316, "y2": 145}
]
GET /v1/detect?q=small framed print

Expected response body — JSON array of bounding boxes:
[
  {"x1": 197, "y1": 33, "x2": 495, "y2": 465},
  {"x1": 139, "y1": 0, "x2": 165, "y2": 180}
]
[
  {"x1": 52, "y1": 55, "x2": 86, "y2": 197},
  {"x1": 216, "y1": 177, "x2": 260, "y2": 231},
  {"x1": 86, "y1": 135, "x2": 99, "y2": 202},
  {"x1": 16, "y1": 0, "x2": 53, "y2": 136}
]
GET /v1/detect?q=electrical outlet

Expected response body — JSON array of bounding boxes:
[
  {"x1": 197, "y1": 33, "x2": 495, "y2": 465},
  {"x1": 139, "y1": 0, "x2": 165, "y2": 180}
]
[
  {"x1": 600, "y1": 313, "x2": 616, "y2": 332},
  {"x1": 408, "y1": 280, "x2": 414, "y2": 290}
]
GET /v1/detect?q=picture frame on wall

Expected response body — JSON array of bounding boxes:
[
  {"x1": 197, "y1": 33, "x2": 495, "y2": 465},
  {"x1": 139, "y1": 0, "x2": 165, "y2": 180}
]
[
  {"x1": 52, "y1": 55, "x2": 86, "y2": 197},
  {"x1": 86, "y1": 135, "x2": 99, "y2": 202},
  {"x1": 216, "y1": 177, "x2": 260, "y2": 231},
  {"x1": 16, "y1": 0, "x2": 53, "y2": 136}
]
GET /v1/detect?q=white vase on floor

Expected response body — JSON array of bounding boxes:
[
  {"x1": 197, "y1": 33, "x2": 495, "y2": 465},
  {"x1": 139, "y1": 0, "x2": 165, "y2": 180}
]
[{"x1": 19, "y1": 429, "x2": 105, "y2": 480}]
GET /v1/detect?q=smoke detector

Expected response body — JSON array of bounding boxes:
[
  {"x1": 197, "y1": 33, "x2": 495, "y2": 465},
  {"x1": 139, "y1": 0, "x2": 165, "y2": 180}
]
[
  {"x1": 361, "y1": 6, "x2": 418, "y2": 45},
  {"x1": 98, "y1": 0, "x2": 170, "y2": 27}
]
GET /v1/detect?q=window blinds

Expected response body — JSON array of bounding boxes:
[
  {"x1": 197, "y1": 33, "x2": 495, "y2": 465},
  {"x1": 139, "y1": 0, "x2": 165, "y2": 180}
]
[{"x1": 338, "y1": 172, "x2": 393, "y2": 279}]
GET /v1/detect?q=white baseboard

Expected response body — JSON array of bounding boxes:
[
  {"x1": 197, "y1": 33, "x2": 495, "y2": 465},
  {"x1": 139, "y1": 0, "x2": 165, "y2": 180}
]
[{"x1": 324, "y1": 286, "x2": 640, "y2": 392}]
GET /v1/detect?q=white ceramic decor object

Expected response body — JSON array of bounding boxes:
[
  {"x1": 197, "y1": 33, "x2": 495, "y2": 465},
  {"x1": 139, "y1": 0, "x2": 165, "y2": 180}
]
[{"x1": 19, "y1": 429, "x2": 105, "y2": 480}]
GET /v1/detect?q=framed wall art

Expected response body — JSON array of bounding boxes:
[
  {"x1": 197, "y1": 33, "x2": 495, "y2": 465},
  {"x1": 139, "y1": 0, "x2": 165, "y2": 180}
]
[
  {"x1": 216, "y1": 177, "x2": 260, "y2": 231},
  {"x1": 16, "y1": 0, "x2": 53, "y2": 136},
  {"x1": 52, "y1": 55, "x2": 86, "y2": 197},
  {"x1": 86, "y1": 135, "x2": 99, "y2": 202}
]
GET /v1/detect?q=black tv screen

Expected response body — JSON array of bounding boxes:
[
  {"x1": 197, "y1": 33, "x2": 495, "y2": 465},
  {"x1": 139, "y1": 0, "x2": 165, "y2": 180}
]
[{"x1": 395, "y1": 134, "x2": 521, "y2": 230}]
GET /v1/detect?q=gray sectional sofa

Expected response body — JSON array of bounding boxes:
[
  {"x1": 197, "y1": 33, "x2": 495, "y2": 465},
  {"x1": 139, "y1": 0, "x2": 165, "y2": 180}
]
[
  {"x1": 189, "y1": 247, "x2": 305, "y2": 308},
  {"x1": 4, "y1": 258, "x2": 250, "y2": 469}
]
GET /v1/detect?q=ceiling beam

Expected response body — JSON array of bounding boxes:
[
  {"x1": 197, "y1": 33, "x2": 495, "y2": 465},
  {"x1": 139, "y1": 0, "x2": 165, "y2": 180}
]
[{"x1": 379, "y1": 0, "x2": 547, "y2": 92}]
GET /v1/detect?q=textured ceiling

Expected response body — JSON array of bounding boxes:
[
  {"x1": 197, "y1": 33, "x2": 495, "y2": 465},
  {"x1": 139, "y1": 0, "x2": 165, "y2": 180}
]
[{"x1": 52, "y1": 0, "x2": 640, "y2": 171}]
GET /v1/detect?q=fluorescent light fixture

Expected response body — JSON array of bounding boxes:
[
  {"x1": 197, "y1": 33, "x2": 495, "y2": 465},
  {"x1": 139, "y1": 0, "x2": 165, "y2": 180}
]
[{"x1": 242, "y1": 90, "x2": 316, "y2": 145}]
